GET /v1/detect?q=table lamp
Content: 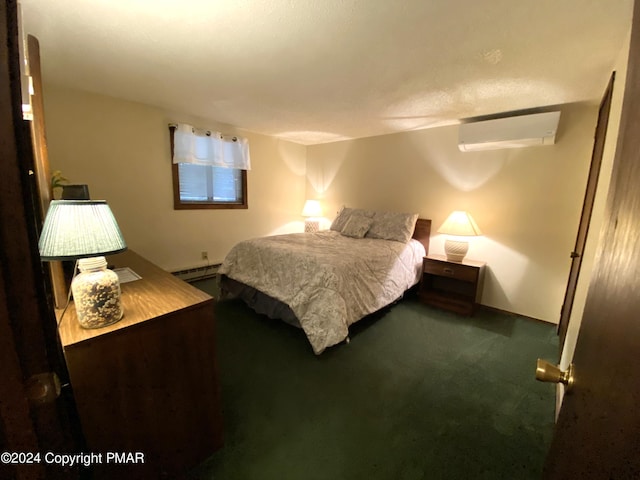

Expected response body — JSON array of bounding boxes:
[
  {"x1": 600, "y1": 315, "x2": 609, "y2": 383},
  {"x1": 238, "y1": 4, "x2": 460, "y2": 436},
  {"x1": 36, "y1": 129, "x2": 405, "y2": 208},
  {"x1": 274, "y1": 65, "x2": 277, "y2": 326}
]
[
  {"x1": 437, "y1": 210, "x2": 482, "y2": 262},
  {"x1": 39, "y1": 200, "x2": 127, "y2": 329},
  {"x1": 302, "y1": 199, "x2": 323, "y2": 233}
]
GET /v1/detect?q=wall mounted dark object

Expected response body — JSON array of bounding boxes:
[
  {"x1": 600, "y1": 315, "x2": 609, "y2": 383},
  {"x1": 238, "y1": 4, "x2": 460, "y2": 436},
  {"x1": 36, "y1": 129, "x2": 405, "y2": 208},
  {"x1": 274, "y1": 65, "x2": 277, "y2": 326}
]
[{"x1": 61, "y1": 184, "x2": 90, "y2": 200}]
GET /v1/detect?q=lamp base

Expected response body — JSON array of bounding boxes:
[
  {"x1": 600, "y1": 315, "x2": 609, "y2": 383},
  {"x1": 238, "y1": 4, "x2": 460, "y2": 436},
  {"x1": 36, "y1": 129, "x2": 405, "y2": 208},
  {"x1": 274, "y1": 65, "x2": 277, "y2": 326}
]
[
  {"x1": 444, "y1": 238, "x2": 469, "y2": 263},
  {"x1": 305, "y1": 219, "x2": 320, "y2": 233}
]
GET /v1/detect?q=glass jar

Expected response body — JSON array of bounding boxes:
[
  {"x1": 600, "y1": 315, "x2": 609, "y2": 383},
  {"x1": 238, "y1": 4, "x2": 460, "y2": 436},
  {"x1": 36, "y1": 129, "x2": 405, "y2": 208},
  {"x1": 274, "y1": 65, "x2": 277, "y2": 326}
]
[{"x1": 71, "y1": 256, "x2": 123, "y2": 329}]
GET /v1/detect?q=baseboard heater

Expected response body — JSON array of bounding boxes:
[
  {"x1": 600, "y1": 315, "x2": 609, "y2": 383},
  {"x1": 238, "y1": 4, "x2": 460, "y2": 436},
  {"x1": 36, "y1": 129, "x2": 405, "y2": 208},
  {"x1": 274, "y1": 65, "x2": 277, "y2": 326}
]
[{"x1": 171, "y1": 264, "x2": 220, "y2": 283}]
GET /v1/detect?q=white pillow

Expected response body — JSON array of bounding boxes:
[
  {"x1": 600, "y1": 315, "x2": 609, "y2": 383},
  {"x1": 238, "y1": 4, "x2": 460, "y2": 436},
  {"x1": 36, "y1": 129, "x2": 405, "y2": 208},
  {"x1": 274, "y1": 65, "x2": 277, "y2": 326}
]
[
  {"x1": 341, "y1": 215, "x2": 373, "y2": 238},
  {"x1": 366, "y1": 211, "x2": 419, "y2": 243},
  {"x1": 330, "y1": 207, "x2": 375, "y2": 232},
  {"x1": 330, "y1": 206, "x2": 349, "y2": 232}
]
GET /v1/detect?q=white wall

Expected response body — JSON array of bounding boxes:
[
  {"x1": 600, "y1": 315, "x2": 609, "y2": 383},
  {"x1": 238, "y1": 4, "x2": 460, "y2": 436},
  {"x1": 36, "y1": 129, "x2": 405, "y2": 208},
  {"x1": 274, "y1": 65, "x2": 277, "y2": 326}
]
[
  {"x1": 43, "y1": 83, "x2": 614, "y2": 325},
  {"x1": 306, "y1": 103, "x2": 599, "y2": 322},
  {"x1": 43, "y1": 86, "x2": 307, "y2": 271}
]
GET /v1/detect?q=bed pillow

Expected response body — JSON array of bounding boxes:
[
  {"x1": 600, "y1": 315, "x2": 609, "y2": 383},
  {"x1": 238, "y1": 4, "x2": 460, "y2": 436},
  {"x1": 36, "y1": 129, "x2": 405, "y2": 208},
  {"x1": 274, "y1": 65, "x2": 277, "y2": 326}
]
[
  {"x1": 341, "y1": 215, "x2": 373, "y2": 238},
  {"x1": 330, "y1": 207, "x2": 375, "y2": 232},
  {"x1": 330, "y1": 206, "x2": 349, "y2": 232},
  {"x1": 366, "y1": 211, "x2": 419, "y2": 243}
]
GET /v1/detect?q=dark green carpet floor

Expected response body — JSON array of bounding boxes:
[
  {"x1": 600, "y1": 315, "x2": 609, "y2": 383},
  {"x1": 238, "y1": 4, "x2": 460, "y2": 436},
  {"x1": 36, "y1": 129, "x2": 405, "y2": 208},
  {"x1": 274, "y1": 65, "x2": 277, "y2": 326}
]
[{"x1": 188, "y1": 279, "x2": 558, "y2": 480}]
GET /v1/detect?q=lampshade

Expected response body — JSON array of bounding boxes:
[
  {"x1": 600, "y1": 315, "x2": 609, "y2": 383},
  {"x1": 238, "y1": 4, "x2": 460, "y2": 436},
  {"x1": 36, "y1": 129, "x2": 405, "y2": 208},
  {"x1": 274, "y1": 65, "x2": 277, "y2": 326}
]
[
  {"x1": 437, "y1": 211, "x2": 482, "y2": 236},
  {"x1": 301, "y1": 200, "x2": 322, "y2": 233},
  {"x1": 437, "y1": 211, "x2": 481, "y2": 263},
  {"x1": 39, "y1": 200, "x2": 127, "y2": 260},
  {"x1": 301, "y1": 199, "x2": 323, "y2": 217}
]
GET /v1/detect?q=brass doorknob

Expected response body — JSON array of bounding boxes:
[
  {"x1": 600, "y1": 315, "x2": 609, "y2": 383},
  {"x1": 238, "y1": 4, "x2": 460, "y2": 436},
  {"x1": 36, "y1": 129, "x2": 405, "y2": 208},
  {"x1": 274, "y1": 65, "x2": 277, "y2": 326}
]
[{"x1": 536, "y1": 359, "x2": 575, "y2": 391}]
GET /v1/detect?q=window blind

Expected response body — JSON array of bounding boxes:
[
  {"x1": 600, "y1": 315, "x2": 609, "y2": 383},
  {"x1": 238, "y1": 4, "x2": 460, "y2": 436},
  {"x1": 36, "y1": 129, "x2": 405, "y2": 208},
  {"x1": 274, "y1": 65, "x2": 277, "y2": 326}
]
[{"x1": 178, "y1": 163, "x2": 243, "y2": 203}]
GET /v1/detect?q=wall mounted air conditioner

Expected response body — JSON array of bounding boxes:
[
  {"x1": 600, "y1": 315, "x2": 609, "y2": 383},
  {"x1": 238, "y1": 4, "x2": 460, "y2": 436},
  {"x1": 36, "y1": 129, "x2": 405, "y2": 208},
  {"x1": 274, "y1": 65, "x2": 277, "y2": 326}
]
[{"x1": 458, "y1": 111, "x2": 561, "y2": 152}]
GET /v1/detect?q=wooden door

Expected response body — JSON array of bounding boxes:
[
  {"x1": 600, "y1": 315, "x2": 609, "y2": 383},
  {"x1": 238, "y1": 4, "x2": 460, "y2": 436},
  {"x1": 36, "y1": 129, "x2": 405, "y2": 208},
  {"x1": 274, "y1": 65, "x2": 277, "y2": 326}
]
[
  {"x1": 556, "y1": 73, "x2": 615, "y2": 352},
  {"x1": 0, "y1": 2, "x2": 79, "y2": 479},
  {"x1": 543, "y1": 1, "x2": 640, "y2": 477}
]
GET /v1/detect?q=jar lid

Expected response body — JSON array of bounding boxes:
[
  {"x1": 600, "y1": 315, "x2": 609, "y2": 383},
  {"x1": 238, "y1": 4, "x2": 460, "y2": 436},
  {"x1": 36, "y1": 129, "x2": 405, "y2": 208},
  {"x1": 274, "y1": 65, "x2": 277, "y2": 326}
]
[{"x1": 78, "y1": 256, "x2": 108, "y2": 272}]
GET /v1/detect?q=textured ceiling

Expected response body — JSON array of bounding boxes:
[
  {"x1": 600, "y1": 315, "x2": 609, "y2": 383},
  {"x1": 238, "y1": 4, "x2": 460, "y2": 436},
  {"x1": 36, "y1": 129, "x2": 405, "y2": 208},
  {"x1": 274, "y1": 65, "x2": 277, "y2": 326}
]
[{"x1": 20, "y1": 0, "x2": 634, "y2": 145}]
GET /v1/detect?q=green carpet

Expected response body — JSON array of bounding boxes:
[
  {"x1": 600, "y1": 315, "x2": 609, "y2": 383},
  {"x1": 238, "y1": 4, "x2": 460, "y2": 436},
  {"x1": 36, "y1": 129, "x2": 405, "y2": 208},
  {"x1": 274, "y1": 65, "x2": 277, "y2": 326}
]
[{"x1": 188, "y1": 279, "x2": 557, "y2": 480}]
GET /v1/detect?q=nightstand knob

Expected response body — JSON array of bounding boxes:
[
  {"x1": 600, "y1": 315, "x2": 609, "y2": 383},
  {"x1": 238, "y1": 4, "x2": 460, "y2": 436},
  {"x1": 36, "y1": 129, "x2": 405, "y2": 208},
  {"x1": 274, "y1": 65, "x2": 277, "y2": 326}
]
[{"x1": 443, "y1": 267, "x2": 455, "y2": 275}]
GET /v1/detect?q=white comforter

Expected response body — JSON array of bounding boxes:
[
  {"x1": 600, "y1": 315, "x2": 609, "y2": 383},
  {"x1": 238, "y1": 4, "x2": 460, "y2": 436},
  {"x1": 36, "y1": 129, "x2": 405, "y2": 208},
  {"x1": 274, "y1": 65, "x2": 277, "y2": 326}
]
[{"x1": 218, "y1": 231, "x2": 425, "y2": 354}]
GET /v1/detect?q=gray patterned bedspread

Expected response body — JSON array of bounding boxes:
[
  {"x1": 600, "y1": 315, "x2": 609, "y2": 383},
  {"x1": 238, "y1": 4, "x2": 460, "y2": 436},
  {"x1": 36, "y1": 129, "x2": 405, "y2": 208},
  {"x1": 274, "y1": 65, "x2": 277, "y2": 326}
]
[{"x1": 218, "y1": 231, "x2": 425, "y2": 354}]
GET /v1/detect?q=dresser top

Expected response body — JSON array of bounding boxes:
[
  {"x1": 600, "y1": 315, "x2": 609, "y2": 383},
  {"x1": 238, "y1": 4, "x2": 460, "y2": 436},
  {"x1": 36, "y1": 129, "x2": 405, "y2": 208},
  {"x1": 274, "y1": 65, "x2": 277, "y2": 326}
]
[
  {"x1": 57, "y1": 250, "x2": 213, "y2": 348},
  {"x1": 426, "y1": 254, "x2": 486, "y2": 268}
]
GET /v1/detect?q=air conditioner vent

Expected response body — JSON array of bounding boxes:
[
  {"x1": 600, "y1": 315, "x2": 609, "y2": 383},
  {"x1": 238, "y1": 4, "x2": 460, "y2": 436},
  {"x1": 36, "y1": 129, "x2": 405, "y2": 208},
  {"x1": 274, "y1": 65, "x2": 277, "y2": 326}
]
[{"x1": 458, "y1": 111, "x2": 561, "y2": 152}]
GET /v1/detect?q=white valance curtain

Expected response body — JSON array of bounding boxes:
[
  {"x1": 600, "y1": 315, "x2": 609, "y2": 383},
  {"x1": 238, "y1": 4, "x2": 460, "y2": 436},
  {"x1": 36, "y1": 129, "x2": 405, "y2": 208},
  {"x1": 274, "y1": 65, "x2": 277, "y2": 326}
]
[{"x1": 172, "y1": 123, "x2": 251, "y2": 170}]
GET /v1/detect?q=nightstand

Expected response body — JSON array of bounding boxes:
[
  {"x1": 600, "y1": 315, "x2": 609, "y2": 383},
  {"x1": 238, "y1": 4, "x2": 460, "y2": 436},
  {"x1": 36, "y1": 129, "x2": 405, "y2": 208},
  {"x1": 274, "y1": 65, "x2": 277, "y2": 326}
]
[{"x1": 418, "y1": 254, "x2": 486, "y2": 315}]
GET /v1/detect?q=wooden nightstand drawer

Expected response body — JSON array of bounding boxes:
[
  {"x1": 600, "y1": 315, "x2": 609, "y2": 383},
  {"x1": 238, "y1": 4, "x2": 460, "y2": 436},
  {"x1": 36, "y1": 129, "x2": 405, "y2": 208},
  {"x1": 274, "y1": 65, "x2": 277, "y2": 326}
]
[
  {"x1": 419, "y1": 255, "x2": 486, "y2": 316},
  {"x1": 423, "y1": 259, "x2": 478, "y2": 283}
]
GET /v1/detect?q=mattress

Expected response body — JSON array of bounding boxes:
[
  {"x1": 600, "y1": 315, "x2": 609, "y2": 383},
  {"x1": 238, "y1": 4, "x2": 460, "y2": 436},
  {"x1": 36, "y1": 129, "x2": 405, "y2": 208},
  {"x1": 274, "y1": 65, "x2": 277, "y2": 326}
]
[{"x1": 218, "y1": 230, "x2": 426, "y2": 354}]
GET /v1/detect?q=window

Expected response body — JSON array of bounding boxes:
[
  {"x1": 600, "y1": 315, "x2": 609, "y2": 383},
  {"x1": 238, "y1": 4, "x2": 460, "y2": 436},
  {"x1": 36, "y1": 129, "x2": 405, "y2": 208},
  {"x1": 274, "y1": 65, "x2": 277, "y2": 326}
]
[
  {"x1": 170, "y1": 125, "x2": 249, "y2": 210},
  {"x1": 172, "y1": 162, "x2": 247, "y2": 209}
]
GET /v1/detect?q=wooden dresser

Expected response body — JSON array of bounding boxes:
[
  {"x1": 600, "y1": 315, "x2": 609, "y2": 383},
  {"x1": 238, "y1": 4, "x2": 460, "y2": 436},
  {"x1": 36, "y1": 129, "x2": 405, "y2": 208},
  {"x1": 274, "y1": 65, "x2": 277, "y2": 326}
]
[{"x1": 57, "y1": 250, "x2": 223, "y2": 478}]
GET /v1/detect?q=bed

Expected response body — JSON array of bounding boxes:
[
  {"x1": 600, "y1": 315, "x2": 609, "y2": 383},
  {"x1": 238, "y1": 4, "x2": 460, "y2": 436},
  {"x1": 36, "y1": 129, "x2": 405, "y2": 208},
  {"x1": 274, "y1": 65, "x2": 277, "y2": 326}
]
[{"x1": 218, "y1": 208, "x2": 431, "y2": 354}]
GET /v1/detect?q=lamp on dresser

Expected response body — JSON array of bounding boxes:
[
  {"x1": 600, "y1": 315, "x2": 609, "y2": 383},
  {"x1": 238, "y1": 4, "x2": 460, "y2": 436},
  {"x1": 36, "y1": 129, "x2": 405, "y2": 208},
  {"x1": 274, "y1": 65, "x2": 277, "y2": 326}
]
[
  {"x1": 302, "y1": 199, "x2": 323, "y2": 233},
  {"x1": 437, "y1": 210, "x2": 482, "y2": 262},
  {"x1": 38, "y1": 200, "x2": 127, "y2": 329}
]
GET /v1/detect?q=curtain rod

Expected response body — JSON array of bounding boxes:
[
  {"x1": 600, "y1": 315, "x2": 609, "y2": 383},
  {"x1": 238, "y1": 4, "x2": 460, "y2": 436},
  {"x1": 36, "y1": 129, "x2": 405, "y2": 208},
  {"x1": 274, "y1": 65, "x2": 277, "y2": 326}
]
[{"x1": 168, "y1": 123, "x2": 239, "y2": 142}]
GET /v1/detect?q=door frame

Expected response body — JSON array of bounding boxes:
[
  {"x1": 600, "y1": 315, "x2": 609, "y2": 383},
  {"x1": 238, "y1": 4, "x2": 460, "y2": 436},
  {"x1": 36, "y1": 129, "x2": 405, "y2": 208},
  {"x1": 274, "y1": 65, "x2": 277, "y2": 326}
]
[
  {"x1": 0, "y1": 2, "x2": 79, "y2": 479},
  {"x1": 557, "y1": 72, "x2": 615, "y2": 353}
]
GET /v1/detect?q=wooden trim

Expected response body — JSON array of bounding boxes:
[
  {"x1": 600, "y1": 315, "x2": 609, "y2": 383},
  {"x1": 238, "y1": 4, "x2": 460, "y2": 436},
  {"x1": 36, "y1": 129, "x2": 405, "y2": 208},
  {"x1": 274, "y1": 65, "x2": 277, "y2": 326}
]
[
  {"x1": 0, "y1": 7, "x2": 42, "y2": 477},
  {"x1": 557, "y1": 72, "x2": 616, "y2": 352},
  {"x1": 27, "y1": 34, "x2": 67, "y2": 308},
  {"x1": 169, "y1": 126, "x2": 249, "y2": 210}
]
